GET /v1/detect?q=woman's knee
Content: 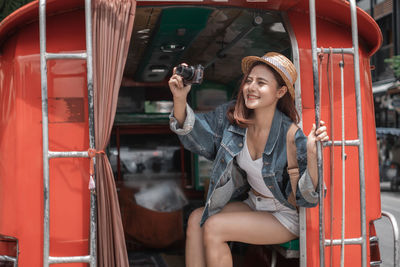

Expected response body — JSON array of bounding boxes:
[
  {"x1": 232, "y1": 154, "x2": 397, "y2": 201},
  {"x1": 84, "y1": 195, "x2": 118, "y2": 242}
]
[
  {"x1": 186, "y1": 207, "x2": 204, "y2": 238},
  {"x1": 202, "y1": 215, "x2": 223, "y2": 245}
]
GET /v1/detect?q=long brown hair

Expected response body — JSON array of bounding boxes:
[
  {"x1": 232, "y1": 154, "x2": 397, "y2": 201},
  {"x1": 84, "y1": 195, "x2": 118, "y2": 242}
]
[{"x1": 227, "y1": 62, "x2": 300, "y2": 127}]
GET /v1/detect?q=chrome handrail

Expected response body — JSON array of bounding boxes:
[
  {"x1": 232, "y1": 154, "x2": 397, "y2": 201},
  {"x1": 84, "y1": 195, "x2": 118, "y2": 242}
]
[{"x1": 381, "y1": 211, "x2": 399, "y2": 267}]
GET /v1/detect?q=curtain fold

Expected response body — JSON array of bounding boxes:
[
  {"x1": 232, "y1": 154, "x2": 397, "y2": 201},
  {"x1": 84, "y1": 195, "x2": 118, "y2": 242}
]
[{"x1": 92, "y1": 0, "x2": 136, "y2": 266}]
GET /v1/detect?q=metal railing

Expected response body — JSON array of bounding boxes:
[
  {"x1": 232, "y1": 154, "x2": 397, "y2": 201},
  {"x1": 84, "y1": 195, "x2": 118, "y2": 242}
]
[
  {"x1": 381, "y1": 211, "x2": 399, "y2": 267},
  {"x1": 39, "y1": 0, "x2": 96, "y2": 266},
  {"x1": 309, "y1": 0, "x2": 367, "y2": 266}
]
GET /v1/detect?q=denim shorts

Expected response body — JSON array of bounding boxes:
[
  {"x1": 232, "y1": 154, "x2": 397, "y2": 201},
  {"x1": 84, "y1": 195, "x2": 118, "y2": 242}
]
[{"x1": 243, "y1": 190, "x2": 299, "y2": 236}]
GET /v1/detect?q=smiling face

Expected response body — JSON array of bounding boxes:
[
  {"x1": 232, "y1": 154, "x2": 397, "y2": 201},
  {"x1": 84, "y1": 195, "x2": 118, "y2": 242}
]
[{"x1": 242, "y1": 64, "x2": 287, "y2": 112}]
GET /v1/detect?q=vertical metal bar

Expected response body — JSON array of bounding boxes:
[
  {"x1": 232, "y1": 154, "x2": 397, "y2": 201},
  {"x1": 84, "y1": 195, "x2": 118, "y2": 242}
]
[
  {"x1": 349, "y1": 1, "x2": 367, "y2": 267},
  {"x1": 299, "y1": 207, "x2": 307, "y2": 267},
  {"x1": 84, "y1": 0, "x2": 97, "y2": 266},
  {"x1": 271, "y1": 250, "x2": 277, "y2": 267},
  {"x1": 309, "y1": 0, "x2": 325, "y2": 266},
  {"x1": 381, "y1": 211, "x2": 399, "y2": 267},
  {"x1": 39, "y1": 1, "x2": 50, "y2": 266},
  {"x1": 339, "y1": 59, "x2": 346, "y2": 267},
  {"x1": 328, "y1": 51, "x2": 335, "y2": 267}
]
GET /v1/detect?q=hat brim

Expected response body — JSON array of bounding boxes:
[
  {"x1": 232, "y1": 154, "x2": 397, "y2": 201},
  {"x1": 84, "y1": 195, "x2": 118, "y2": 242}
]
[{"x1": 241, "y1": 55, "x2": 295, "y2": 99}]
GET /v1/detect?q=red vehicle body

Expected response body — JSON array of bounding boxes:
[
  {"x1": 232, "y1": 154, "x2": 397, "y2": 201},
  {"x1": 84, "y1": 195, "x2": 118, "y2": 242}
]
[{"x1": 0, "y1": 0, "x2": 384, "y2": 266}]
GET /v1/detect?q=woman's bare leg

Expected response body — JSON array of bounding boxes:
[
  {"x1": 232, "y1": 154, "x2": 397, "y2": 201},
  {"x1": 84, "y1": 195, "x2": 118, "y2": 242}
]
[
  {"x1": 185, "y1": 202, "x2": 254, "y2": 267},
  {"x1": 203, "y1": 203, "x2": 297, "y2": 267},
  {"x1": 185, "y1": 207, "x2": 206, "y2": 267}
]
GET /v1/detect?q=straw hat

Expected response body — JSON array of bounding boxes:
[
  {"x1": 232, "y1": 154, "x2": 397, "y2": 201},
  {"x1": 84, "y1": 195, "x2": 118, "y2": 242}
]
[{"x1": 241, "y1": 52, "x2": 297, "y2": 99}]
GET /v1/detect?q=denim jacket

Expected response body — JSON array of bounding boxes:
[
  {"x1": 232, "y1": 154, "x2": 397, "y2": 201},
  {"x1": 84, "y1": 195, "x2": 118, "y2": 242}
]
[{"x1": 169, "y1": 101, "x2": 319, "y2": 226}]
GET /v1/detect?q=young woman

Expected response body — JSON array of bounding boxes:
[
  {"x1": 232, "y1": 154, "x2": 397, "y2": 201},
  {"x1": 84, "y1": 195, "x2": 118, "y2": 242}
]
[{"x1": 168, "y1": 52, "x2": 328, "y2": 267}]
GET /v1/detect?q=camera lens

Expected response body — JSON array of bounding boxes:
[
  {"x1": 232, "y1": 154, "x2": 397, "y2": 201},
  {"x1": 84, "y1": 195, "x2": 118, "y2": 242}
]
[{"x1": 176, "y1": 64, "x2": 195, "y2": 81}]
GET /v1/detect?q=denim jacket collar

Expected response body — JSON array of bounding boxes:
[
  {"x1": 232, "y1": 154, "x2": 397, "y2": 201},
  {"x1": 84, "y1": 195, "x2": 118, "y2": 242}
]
[
  {"x1": 227, "y1": 108, "x2": 283, "y2": 155},
  {"x1": 227, "y1": 124, "x2": 246, "y2": 136},
  {"x1": 264, "y1": 109, "x2": 283, "y2": 155}
]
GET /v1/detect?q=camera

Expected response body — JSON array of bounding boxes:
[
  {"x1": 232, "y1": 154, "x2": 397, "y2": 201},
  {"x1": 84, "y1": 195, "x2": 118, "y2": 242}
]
[{"x1": 175, "y1": 64, "x2": 204, "y2": 85}]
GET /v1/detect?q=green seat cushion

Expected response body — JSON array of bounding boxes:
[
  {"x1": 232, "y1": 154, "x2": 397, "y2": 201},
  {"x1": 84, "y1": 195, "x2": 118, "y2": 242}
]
[{"x1": 278, "y1": 238, "x2": 299, "y2": 251}]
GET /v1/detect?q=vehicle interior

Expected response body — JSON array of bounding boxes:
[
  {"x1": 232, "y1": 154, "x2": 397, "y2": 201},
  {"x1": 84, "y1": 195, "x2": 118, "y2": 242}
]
[{"x1": 109, "y1": 5, "x2": 295, "y2": 266}]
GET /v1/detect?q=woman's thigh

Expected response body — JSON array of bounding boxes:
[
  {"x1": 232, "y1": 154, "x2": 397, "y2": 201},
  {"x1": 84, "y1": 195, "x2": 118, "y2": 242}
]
[
  {"x1": 188, "y1": 202, "x2": 249, "y2": 227},
  {"x1": 203, "y1": 209, "x2": 297, "y2": 245},
  {"x1": 220, "y1": 201, "x2": 252, "y2": 213}
]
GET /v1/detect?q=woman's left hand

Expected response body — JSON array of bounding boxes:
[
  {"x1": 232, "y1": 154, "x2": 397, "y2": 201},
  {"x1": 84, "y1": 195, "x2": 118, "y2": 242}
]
[{"x1": 307, "y1": 120, "x2": 329, "y2": 156}]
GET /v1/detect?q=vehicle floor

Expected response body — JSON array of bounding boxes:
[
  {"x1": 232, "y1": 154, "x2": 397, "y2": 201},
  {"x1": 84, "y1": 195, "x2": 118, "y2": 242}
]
[{"x1": 127, "y1": 240, "x2": 299, "y2": 267}]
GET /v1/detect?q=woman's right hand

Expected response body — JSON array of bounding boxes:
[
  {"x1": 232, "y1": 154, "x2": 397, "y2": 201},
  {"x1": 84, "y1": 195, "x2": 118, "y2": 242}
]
[{"x1": 168, "y1": 65, "x2": 192, "y2": 101}]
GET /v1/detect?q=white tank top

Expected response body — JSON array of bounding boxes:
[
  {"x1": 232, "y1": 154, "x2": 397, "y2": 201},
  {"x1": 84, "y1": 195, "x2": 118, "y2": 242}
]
[{"x1": 237, "y1": 131, "x2": 274, "y2": 197}]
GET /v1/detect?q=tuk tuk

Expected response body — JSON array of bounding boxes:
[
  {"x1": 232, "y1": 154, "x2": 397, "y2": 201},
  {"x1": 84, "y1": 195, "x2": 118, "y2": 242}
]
[{"x1": 0, "y1": 0, "x2": 398, "y2": 266}]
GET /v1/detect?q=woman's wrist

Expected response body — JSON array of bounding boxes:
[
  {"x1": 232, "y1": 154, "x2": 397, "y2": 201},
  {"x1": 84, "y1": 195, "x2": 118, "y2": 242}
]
[
  {"x1": 173, "y1": 98, "x2": 188, "y2": 128},
  {"x1": 173, "y1": 95, "x2": 188, "y2": 104},
  {"x1": 307, "y1": 139, "x2": 317, "y2": 155}
]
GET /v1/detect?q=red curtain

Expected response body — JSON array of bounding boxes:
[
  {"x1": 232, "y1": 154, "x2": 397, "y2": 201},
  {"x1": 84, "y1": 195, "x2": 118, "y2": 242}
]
[{"x1": 92, "y1": 0, "x2": 136, "y2": 266}]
